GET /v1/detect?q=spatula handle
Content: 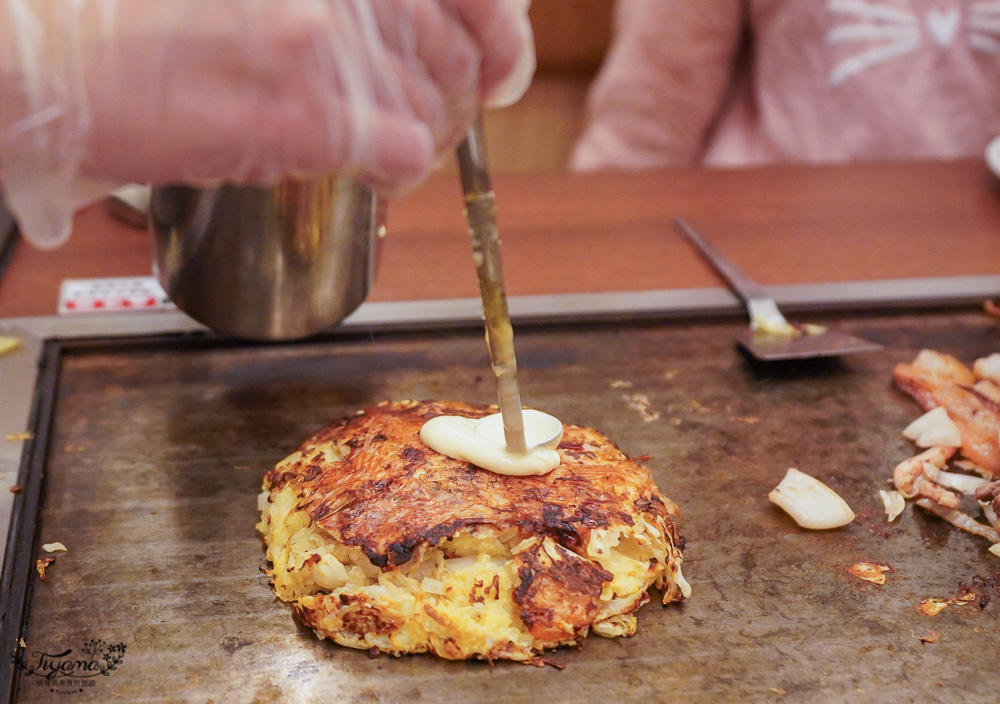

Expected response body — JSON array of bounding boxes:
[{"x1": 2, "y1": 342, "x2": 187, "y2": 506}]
[
  {"x1": 674, "y1": 217, "x2": 791, "y2": 330},
  {"x1": 674, "y1": 218, "x2": 770, "y2": 303}
]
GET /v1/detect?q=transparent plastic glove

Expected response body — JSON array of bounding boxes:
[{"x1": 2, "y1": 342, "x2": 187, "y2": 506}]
[{"x1": 0, "y1": 0, "x2": 535, "y2": 249}]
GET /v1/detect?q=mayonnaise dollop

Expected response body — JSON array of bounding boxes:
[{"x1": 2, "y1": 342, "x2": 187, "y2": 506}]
[{"x1": 420, "y1": 410, "x2": 563, "y2": 476}]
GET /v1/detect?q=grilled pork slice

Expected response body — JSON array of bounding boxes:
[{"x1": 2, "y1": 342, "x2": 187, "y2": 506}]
[
  {"x1": 893, "y1": 350, "x2": 1000, "y2": 477},
  {"x1": 258, "y1": 400, "x2": 687, "y2": 662}
]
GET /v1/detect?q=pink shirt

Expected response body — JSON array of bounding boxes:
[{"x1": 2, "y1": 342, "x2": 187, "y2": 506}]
[{"x1": 572, "y1": 0, "x2": 1000, "y2": 169}]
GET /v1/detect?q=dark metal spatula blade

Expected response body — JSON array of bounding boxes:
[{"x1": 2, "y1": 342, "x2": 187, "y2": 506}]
[
  {"x1": 674, "y1": 217, "x2": 883, "y2": 361},
  {"x1": 735, "y1": 328, "x2": 883, "y2": 361}
]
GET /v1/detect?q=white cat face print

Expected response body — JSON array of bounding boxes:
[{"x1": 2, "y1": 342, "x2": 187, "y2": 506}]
[{"x1": 826, "y1": 0, "x2": 1000, "y2": 85}]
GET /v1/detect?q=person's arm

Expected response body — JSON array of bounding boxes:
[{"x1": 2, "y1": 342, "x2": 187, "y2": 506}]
[
  {"x1": 0, "y1": 0, "x2": 534, "y2": 249},
  {"x1": 571, "y1": 0, "x2": 742, "y2": 171}
]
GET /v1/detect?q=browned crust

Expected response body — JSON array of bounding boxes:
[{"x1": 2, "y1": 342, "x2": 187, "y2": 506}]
[
  {"x1": 264, "y1": 400, "x2": 682, "y2": 569},
  {"x1": 512, "y1": 539, "x2": 612, "y2": 642},
  {"x1": 294, "y1": 593, "x2": 403, "y2": 637}
]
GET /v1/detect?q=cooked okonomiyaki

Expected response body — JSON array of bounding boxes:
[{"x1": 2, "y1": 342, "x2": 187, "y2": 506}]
[{"x1": 257, "y1": 400, "x2": 688, "y2": 662}]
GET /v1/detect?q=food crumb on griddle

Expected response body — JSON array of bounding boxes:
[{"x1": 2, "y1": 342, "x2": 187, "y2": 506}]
[
  {"x1": 0, "y1": 336, "x2": 21, "y2": 357},
  {"x1": 35, "y1": 557, "x2": 55, "y2": 581},
  {"x1": 622, "y1": 393, "x2": 660, "y2": 422},
  {"x1": 528, "y1": 656, "x2": 565, "y2": 670},
  {"x1": 847, "y1": 562, "x2": 890, "y2": 585},
  {"x1": 914, "y1": 629, "x2": 940, "y2": 643},
  {"x1": 918, "y1": 590, "x2": 977, "y2": 617},
  {"x1": 688, "y1": 399, "x2": 710, "y2": 414},
  {"x1": 8, "y1": 485, "x2": 21, "y2": 494},
  {"x1": 5, "y1": 432, "x2": 33, "y2": 442},
  {"x1": 954, "y1": 574, "x2": 1000, "y2": 608},
  {"x1": 918, "y1": 599, "x2": 949, "y2": 617}
]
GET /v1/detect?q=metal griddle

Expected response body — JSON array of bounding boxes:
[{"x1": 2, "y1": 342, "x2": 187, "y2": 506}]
[{"x1": 4, "y1": 296, "x2": 1000, "y2": 703}]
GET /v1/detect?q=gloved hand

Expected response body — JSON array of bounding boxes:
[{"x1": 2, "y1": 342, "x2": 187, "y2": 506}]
[{"x1": 0, "y1": 0, "x2": 535, "y2": 248}]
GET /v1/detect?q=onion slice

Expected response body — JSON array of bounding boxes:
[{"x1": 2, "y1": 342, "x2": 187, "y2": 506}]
[
  {"x1": 902, "y1": 407, "x2": 962, "y2": 448},
  {"x1": 953, "y1": 459, "x2": 993, "y2": 478},
  {"x1": 915, "y1": 499, "x2": 1000, "y2": 542},
  {"x1": 879, "y1": 489, "x2": 906, "y2": 522},
  {"x1": 921, "y1": 465, "x2": 991, "y2": 494},
  {"x1": 980, "y1": 500, "x2": 999, "y2": 527},
  {"x1": 769, "y1": 468, "x2": 856, "y2": 530},
  {"x1": 974, "y1": 353, "x2": 1000, "y2": 384},
  {"x1": 674, "y1": 564, "x2": 692, "y2": 599}
]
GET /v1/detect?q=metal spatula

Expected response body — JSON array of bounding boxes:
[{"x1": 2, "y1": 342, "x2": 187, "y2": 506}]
[{"x1": 675, "y1": 218, "x2": 882, "y2": 361}]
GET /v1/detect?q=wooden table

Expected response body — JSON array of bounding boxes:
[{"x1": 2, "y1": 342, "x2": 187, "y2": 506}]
[{"x1": 2, "y1": 159, "x2": 999, "y2": 318}]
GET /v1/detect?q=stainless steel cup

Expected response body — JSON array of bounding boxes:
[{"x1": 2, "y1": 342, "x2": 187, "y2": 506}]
[{"x1": 150, "y1": 175, "x2": 382, "y2": 340}]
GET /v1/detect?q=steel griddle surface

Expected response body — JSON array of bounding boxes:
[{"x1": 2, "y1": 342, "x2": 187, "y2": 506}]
[{"x1": 9, "y1": 311, "x2": 1000, "y2": 703}]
